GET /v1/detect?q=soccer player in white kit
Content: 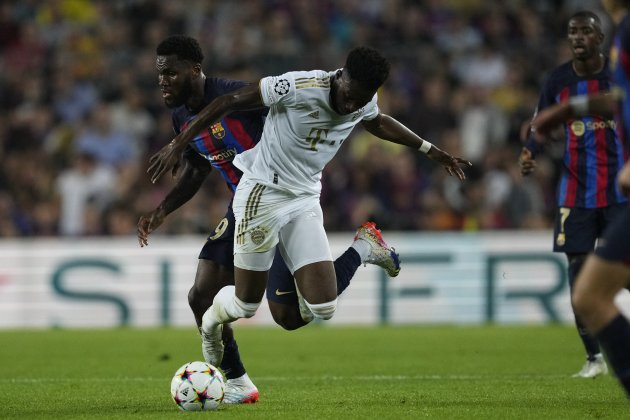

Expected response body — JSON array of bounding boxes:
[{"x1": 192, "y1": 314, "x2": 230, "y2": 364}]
[{"x1": 149, "y1": 47, "x2": 471, "y2": 366}]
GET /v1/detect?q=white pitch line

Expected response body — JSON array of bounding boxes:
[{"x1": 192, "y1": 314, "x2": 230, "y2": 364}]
[{"x1": 0, "y1": 374, "x2": 570, "y2": 384}]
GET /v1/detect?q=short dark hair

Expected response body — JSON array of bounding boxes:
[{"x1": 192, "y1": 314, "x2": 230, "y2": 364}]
[
  {"x1": 569, "y1": 10, "x2": 602, "y2": 32},
  {"x1": 345, "y1": 47, "x2": 390, "y2": 91},
  {"x1": 156, "y1": 35, "x2": 204, "y2": 64}
]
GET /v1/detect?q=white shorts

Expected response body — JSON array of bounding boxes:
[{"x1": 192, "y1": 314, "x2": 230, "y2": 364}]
[{"x1": 232, "y1": 178, "x2": 332, "y2": 273}]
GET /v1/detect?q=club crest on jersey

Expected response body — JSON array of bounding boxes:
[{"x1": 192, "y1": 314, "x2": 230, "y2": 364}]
[
  {"x1": 211, "y1": 122, "x2": 226, "y2": 139},
  {"x1": 249, "y1": 226, "x2": 267, "y2": 246},
  {"x1": 274, "y1": 79, "x2": 290, "y2": 95},
  {"x1": 570, "y1": 120, "x2": 585, "y2": 137}
]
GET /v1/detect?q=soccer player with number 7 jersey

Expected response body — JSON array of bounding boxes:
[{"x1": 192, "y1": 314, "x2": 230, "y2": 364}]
[
  {"x1": 531, "y1": 0, "x2": 630, "y2": 400},
  {"x1": 520, "y1": 10, "x2": 629, "y2": 379}
]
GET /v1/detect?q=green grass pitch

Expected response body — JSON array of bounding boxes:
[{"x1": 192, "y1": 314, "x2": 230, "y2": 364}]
[{"x1": 0, "y1": 325, "x2": 627, "y2": 419}]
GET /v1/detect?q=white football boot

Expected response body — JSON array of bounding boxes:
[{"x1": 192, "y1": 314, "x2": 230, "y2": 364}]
[
  {"x1": 224, "y1": 373, "x2": 260, "y2": 404},
  {"x1": 354, "y1": 222, "x2": 401, "y2": 277},
  {"x1": 572, "y1": 354, "x2": 608, "y2": 378},
  {"x1": 200, "y1": 307, "x2": 225, "y2": 367}
]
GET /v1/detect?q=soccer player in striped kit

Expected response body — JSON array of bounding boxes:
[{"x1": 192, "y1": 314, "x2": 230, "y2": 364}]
[
  {"x1": 531, "y1": 0, "x2": 630, "y2": 399},
  {"x1": 520, "y1": 10, "x2": 629, "y2": 378}
]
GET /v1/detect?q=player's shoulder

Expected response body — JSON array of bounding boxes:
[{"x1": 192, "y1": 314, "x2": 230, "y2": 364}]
[
  {"x1": 617, "y1": 14, "x2": 630, "y2": 47},
  {"x1": 546, "y1": 61, "x2": 574, "y2": 82},
  {"x1": 205, "y1": 76, "x2": 250, "y2": 98},
  {"x1": 619, "y1": 13, "x2": 630, "y2": 34},
  {"x1": 288, "y1": 70, "x2": 332, "y2": 93}
]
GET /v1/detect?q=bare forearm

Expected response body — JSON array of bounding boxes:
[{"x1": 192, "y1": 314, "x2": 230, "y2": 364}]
[
  {"x1": 362, "y1": 114, "x2": 431, "y2": 150},
  {"x1": 170, "y1": 84, "x2": 264, "y2": 152},
  {"x1": 159, "y1": 166, "x2": 207, "y2": 215},
  {"x1": 171, "y1": 96, "x2": 233, "y2": 152}
]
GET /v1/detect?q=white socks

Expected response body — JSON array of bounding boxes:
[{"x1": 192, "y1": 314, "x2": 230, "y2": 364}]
[
  {"x1": 202, "y1": 286, "x2": 261, "y2": 333},
  {"x1": 351, "y1": 238, "x2": 371, "y2": 262}
]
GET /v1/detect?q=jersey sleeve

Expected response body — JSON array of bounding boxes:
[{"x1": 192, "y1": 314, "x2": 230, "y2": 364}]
[
  {"x1": 213, "y1": 78, "x2": 250, "y2": 96},
  {"x1": 259, "y1": 73, "x2": 296, "y2": 107},
  {"x1": 525, "y1": 74, "x2": 556, "y2": 156}
]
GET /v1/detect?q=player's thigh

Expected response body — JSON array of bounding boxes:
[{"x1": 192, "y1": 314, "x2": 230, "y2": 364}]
[
  {"x1": 576, "y1": 207, "x2": 630, "y2": 316},
  {"x1": 234, "y1": 266, "x2": 269, "y2": 303},
  {"x1": 293, "y1": 260, "x2": 337, "y2": 304},
  {"x1": 600, "y1": 203, "x2": 628, "y2": 232},
  {"x1": 193, "y1": 206, "x2": 237, "y2": 296},
  {"x1": 193, "y1": 259, "x2": 234, "y2": 298},
  {"x1": 232, "y1": 179, "x2": 286, "y2": 254},
  {"x1": 199, "y1": 205, "x2": 236, "y2": 268},
  {"x1": 553, "y1": 207, "x2": 597, "y2": 253},
  {"x1": 277, "y1": 204, "x2": 332, "y2": 273},
  {"x1": 574, "y1": 254, "x2": 630, "y2": 331},
  {"x1": 277, "y1": 204, "x2": 336, "y2": 304},
  {"x1": 575, "y1": 255, "x2": 629, "y2": 304}
]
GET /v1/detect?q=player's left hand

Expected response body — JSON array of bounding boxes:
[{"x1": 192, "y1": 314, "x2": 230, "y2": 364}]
[
  {"x1": 427, "y1": 147, "x2": 472, "y2": 180},
  {"x1": 137, "y1": 208, "x2": 167, "y2": 247},
  {"x1": 147, "y1": 141, "x2": 183, "y2": 183}
]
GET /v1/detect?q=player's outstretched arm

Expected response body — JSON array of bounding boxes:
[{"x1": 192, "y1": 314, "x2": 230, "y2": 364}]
[
  {"x1": 138, "y1": 157, "x2": 211, "y2": 247},
  {"x1": 148, "y1": 84, "x2": 264, "y2": 183},
  {"x1": 362, "y1": 113, "x2": 471, "y2": 180},
  {"x1": 531, "y1": 92, "x2": 617, "y2": 140}
]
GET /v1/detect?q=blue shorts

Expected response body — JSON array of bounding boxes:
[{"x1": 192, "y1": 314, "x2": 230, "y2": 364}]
[
  {"x1": 199, "y1": 205, "x2": 298, "y2": 304},
  {"x1": 594, "y1": 205, "x2": 630, "y2": 266},
  {"x1": 553, "y1": 204, "x2": 626, "y2": 253}
]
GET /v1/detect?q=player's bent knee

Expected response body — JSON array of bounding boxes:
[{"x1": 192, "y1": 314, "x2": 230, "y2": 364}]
[
  {"x1": 232, "y1": 295, "x2": 261, "y2": 319},
  {"x1": 306, "y1": 298, "x2": 338, "y2": 320},
  {"x1": 188, "y1": 286, "x2": 210, "y2": 313},
  {"x1": 272, "y1": 311, "x2": 305, "y2": 330},
  {"x1": 213, "y1": 285, "x2": 261, "y2": 319}
]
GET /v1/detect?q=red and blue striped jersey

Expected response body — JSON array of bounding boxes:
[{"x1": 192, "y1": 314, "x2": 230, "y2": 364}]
[
  {"x1": 528, "y1": 60, "x2": 628, "y2": 208},
  {"x1": 611, "y1": 14, "x2": 630, "y2": 169},
  {"x1": 172, "y1": 77, "x2": 266, "y2": 192}
]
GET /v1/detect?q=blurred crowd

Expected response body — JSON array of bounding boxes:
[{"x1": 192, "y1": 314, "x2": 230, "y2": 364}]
[{"x1": 0, "y1": 0, "x2": 610, "y2": 237}]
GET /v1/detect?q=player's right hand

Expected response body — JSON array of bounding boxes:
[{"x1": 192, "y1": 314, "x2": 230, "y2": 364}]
[
  {"x1": 518, "y1": 148, "x2": 536, "y2": 176},
  {"x1": 147, "y1": 141, "x2": 183, "y2": 183},
  {"x1": 426, "y1": 147, "x2": 472, "y2": 180},
  {"x1": 530, "y1": 102, "x2": 571, "y2": 141},
  {"x1": 618, "y1": 161, "x2": 630, "y2": 196},
  {"x1": 137, "y1": 208, "x2": 166, "y2": 247}
]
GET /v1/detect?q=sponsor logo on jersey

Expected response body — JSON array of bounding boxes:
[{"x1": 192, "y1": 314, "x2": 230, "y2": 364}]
[
  {"x1": 211, "y1": 122, "x2": 225, "y2": 139},
  {"x1": 205, "y1": 148, "x2": 237, "y2": 162},
  {"x1": 570, "y1": 121, "x2": 585, "y2": 136},
  {"x1": 570, "y1": 119, "x2": 615, "y2": 136}
]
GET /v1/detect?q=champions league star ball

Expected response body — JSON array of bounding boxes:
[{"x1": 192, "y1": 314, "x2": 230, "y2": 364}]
[{"x1": 170, "y1": 361, "x2": 225, "y2": 411}]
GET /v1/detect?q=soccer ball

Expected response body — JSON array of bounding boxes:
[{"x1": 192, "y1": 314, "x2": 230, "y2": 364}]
[{"x1": 170, "y1": 361, "x2": 225, "y2": 411}]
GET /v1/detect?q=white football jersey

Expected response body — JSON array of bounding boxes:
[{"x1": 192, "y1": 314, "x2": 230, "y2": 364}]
[{"x1": 232, "y1": 70, "x2": 379, "y2": 195}]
